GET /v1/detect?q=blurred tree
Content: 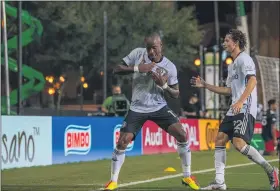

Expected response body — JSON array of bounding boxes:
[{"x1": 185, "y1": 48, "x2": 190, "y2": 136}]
[{"x1": 26, "y1": 1, "x2": 202, "y2": 74}]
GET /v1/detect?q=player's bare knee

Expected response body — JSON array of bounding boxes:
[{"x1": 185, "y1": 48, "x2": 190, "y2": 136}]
[
  {"x1": 215, "y1": 132, "x2": 228, "y2": 147},
  {"x1": 176, "y1": 131, "x2": 187, "y2": 143},
  {"x1": 215, "y1": 138, "x2": 226, "y2": 147},
  {"x1": 168, "y1": 123, "x2": 187, "y2": 143},
  {"x1": 117, "y1": 142, "x2": 128, "y2": 150},
  {"x1": 232, "y1": 137, "x2": 246, "y2": 152},
  {"x1": 117, "y1": 133, "x2": 134, "y2": 150}
]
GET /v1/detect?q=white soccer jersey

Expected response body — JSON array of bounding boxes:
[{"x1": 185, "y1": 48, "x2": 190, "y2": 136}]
[
  {"x1": 123, "y1": 48, "x2": 178, "y2": 113},
  {"x1": 226, "y1": 52, "x2": 258, "y2": 118}
]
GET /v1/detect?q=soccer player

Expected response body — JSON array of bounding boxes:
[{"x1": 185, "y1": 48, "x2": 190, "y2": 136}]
[
  {"x1": 104, "y1": 33, "x2": 199, "y2": 191},
  {"x1": 190, "y1": 29, "x2": 279, "y2": 190},
  {"x1": 262, "y1": 99, "x2": 279, "y2": 155}
]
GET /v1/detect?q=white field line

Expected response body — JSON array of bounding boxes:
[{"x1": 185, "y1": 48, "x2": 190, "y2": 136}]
[{"x1": 85, "y1": 159, "x2": 279, "y2": 190}]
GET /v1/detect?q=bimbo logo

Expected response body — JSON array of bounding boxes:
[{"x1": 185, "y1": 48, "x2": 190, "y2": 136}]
[
  {"x1": 113, "y1": 124, "x2": 134, "y2": 151},
  {"x1": 64, "y1": 125, "x2": 91, "y2": 156}
]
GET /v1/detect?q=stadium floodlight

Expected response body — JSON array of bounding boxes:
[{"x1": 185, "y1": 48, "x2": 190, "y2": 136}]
[
  {"x1": 48, "y1": 87, "x2": 55, "y2": 95},
  {"x1": 83, "y1": 83, "x2": 88, "y2": 89},
  {"x1": 194, "y1": 58, "x2": 201, "y2": 66},
  {"x1": 225, "y1": 57, "x2": 233, "y2": 65},
  {"x1": 59, "y1": 76, "x2": 65, "y2": 83}
]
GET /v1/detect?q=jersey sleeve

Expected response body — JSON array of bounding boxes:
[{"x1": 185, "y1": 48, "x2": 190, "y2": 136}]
[
  {"x1": 241, "y1": 58, "x2": 256, "y2": 77},
  {"x1": 122, "y1": 48, "x2": 139, "y2": 66},
  {"x1": 168, "y1": 64, "x2": 178, "y2": 85}
]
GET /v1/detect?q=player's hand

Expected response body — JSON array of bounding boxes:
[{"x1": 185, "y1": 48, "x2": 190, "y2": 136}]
[
  {"x1": 151, "y1": 71, "x2": 168, "y2": 87},
  {"x1": 137, "y1": 56, "x2": 156, "y2": 73},
  {"x1": 190, "y1": 76, "x2": 206, "y2": 88},
  {"x1": 231, "y1": 101, "x2": 243, "y2": 115}
]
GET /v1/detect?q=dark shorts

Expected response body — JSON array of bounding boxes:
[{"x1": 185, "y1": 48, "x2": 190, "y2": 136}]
[
  {"x1": 120, "y1": 106, "x2": 179, "y2": 139},
  {"x1": 219, "y1": 113, "x2": 255, "y2": 144}
]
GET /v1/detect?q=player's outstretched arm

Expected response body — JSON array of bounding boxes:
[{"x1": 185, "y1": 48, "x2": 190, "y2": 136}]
[{"x1": 190, "y1": 76, "x2": 231, "y2": 95}]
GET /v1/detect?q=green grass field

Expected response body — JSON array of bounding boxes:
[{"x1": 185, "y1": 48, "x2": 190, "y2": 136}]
[{"x1": 2, "y1": 150, "x2": 279, "y2": 191}]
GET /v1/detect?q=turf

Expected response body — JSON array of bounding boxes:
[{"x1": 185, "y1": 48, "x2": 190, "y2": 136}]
[{"x1": 2, "y1": 150, "x2": 279, "y2": 191}]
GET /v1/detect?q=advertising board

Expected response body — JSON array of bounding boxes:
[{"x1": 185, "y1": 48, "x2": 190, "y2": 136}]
[
  {"x1": 1, "y1": 116, "x2": 52, "y2": 169},
  {"x1": 52, "y1": 117, "x2": 142, "y2": 164}
]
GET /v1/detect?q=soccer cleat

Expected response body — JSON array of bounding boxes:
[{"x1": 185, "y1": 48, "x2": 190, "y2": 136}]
[
  {"x1": 268, "y1": 167, "x2": 279, "y2": 191},
  {"x1": 200, "y1": 181, "x2": 227, "y2": 190},
  {"x1": 182, "y1": 176, "x2": 200, "y2": 190},
  {"x1": 104, "y1": 180, "x2": 118, "y2": 191}
]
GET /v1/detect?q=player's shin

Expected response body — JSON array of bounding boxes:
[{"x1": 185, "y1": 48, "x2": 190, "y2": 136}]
[
  {"x1": 215, "y1": 146, "x2": 226, "y2": 184},
  {"x1": 177, "y1": 141, "x2": 191, "y2": 177},
  {"x1": 111, "y1": 148, "x2": 126, "y2": 182},
  {"x1": 240, "y1": 144, "x2": 274, "y2": 174}
]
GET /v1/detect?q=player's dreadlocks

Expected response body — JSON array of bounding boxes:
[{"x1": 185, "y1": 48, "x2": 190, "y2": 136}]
[{"x1": 227, "y1": 29, "x2": 247, "y2": 51}]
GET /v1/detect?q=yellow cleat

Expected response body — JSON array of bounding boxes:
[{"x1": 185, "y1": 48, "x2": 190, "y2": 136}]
[
  {"x1": 104, "y1": 180, "x2": 118, "y2": 191},
  {"x1": 182, "y1": 176, "x2": 200, "y2": 190}
]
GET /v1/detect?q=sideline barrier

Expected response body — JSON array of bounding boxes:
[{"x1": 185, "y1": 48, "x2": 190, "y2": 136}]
[
  {"x1": 1, "y1": 116, "x2": 273, "y2": 169},
  {"x1": 198, "y1": 119, "x2": 231, "y2": 150},
  {"x1": 142, "y1": 119, "x2": 200, "y2": 155},
  {"x1": 51, "y1": 117, "x2": 142, "y2": 164},
  {"x1": 1, "y1": 116, "x2": 52, "y2": 169},
  {"x1": 252, "y1": 123, "x2": 264, "y2": 151}
]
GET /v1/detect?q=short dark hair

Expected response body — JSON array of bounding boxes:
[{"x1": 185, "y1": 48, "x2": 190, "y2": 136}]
[
  {"x1": 145, "y1": 32, "x2": 161, "y2": 41},
  {"x1": 268, "y1": 99, "x2": 276, "y2": 107},
  {"x1": 227, "y1": 29, "x2": 247, "y2": 51}
]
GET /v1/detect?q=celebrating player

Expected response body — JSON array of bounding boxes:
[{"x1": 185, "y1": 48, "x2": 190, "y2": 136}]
[
  {"x1": 104, "y1": 33, "x2": 200, "y2": 190},
  {"x1": 191, "y1": 29, "x2": 279, "y2": 190}
]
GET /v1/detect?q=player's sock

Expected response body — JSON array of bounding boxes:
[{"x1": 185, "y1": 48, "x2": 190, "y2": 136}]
[
  {"x1": 111, "y1": 148, "x2": 126, "y2": 182},
  {"x1": 177, "y1": 141, "x2": 191, "y2": 177},
  {"x1": 240, "y1": 144, "x2": 274, "y2": 174},
  {"x1": 215, "y1": 146, "x2": 226, "y2": 184}
]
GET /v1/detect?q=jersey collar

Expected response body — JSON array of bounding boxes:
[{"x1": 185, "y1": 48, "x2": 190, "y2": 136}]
[{"x1": 233, "y1": 51, "x2": 243, "y2": 62}]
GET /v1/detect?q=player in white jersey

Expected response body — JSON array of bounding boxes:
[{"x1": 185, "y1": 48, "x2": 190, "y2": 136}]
[
  {"x1": 191, "y1": 29, "x2": 279, "y2": 190},
  {"x1": 104, "y1": 33, "x2": 200, "y2": 191}
]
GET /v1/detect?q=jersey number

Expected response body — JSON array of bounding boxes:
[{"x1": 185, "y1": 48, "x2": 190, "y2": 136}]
[
  {"x1": 261, "y1": 116, "x2": 267, "y2": 126},
  {"x1": 233, "y1": 120, "x2": 243, "y2": 134}
]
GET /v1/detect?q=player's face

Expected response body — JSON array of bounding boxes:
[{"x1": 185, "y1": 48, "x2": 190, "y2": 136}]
[
  {"x1": 146, "y1": 38, "x2": 162, "y2": 62},
  {"x1": 191, "y1": 96, "x2": 198, "y2": 103},
  {"x1": 271, "y1": 103, "x2": 277, "y2": 111},
  {"x1": 223, "y1": 35, "x2": 237, "y2": 53}
]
